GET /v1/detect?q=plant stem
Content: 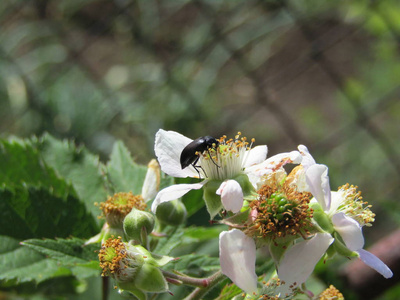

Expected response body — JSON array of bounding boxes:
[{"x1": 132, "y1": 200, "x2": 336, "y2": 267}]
[
  {"x1": 102, "y1": 276, "x2": 109, "y2": 300},
  {"x1": 179, "y1": 271, "x2": 225, "y2": 300}
]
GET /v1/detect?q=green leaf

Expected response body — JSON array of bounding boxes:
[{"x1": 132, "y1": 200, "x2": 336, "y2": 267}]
[
  {"x1": 0, "y1": 139, "x2": 72, "y2": 197},
  {"x1": 216, "y1": 283, "x2": 243, "y2": 300},
  {"x1": 21, "y1": 237, "x2": 101, "y2": 281},
  {"x1": 0, "y1": 235, "x2": 71, "y2": 284},
  {"x1": 106, "y1": 141, "x2": 147, "y2": 194},
  {"x1": 164, "y1": 254, "x2": 220, "y2": 277},
  {"x1": 182, "y1": 225, "x2": 225, "y2": 242},
  {"x1": 35, "y1": 134, "x2": 108, "y2": 223},
  {"x1": 153, "y1": 227, "x2": 185, "y2": 256},
  {"x1": 21, "y1": 237, "x2": 99, "y2": 264},
  {"x1": 0, "y1": 186, "x2": 98, "y2": 239}
]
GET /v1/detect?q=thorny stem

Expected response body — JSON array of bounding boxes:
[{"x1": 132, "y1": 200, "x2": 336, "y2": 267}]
[{"x1": 177, "y1": 270, "x2": 225, "y2": 300}]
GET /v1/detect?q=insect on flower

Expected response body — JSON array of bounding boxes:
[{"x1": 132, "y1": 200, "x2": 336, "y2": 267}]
[{"x1": 180, "y1": 136, "x2": 220, "y2": 178}]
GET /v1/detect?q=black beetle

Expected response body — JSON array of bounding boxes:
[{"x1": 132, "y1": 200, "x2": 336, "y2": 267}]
[{"x1": 180, "y1": 136, "x2": 219, "y2": 177}]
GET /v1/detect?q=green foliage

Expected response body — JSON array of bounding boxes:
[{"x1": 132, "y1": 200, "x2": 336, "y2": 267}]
[
  {"x1": 106, "y1": 141, "x2": 148, "y2": 195},
  {"x1": 0, "y1": 134, "x2": 159, "y2": 297}
]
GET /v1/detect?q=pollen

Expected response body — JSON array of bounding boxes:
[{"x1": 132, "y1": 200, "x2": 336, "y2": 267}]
[
  {"x1": 318, "y1": 285, "x2": 344, "y2": 300},
  {"x1": 246, "y1": 179, "x2": 313, "y2": 242},
  {"x1": 200, "y1": 132, "x2": 255, "y2": 180},
  {"x1": 98, "y1": 237, "x2": 143, "y2": 282},
  {"x1": 336, "y1": 184, "x2": 375, "y2": 227},
  {"x1": 100, "y1": 192, "x2": 147, "y2": 227},
  {"x1": 98, "y1": 237, "x2": 127, "y2": 277}
]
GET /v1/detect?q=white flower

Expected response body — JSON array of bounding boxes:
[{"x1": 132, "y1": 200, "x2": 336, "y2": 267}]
[
  {"x1": 219, "y1": 229, "x2": 258, "y2": 294},
  {"x1": 151, "y1": 129, "x2": 268, "y2": 213},
  {"x1": 277, "y1": 151, "x2": 392, "y2": 290}
]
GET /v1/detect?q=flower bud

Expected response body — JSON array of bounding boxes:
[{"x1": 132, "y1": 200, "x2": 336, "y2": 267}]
[
  {"x1": 99, "y1": 192, "x2": 147, "y2": 229},
  {"x1": 134, "y1": 263, "x2": 168, "y2": 293},
  {"x1": 123, "y1": 208, "x2": 155, "y2": 243},
  {"x1": 155, "y1": 199, "x2": 187, "y2": 226}
]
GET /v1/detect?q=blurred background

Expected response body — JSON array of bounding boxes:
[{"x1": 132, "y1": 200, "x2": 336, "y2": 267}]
[{"x1": 1, "y1": 0, "x2": 400, "y2": 298}]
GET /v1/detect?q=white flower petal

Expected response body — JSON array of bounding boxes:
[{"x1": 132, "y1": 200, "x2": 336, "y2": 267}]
[
  {"x1": 216, "y1": 180, "x2": 243, "y2": 213},
  {"x1": 141, "y1": 159, "x2": 160, "y2": 202},
  {"x1": 243, "y1": 145, "x2": 268, "y2": 168},
  {"x1": 298, "y1": 145, "x2": 316, "y2": 170},
  {"x1": 357, "y1": 249, "x2": 393, "y2": 279},
  {"x1": 328, "y1": 191, "x2": 342, "y2": 215},
  {"x1": 154, "y1": 129, "x2": 197, "y2": 178},
  {"x1": 305, "y1": 164, "x2": 331, "y2": 211},
  {"x1": 332, "y1": 212, "x2": 364, "y2": 251},
  {"x1": 219, "y1": 229, "x2": 258, "y2": 294},
  {"x1": 151, "y1": 181, "x2": 207, "y2": 213},
  {"x1": 246, "y1": 151, "x2": 301, "y2": 178},
  {"x1": 278, "y1": 233, "x2": 334, "y2": 288}
]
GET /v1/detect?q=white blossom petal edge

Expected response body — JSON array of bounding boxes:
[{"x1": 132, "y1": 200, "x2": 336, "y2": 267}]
[
  {"x1": 151, "y1": 181, "x2": 207, "y2": 213},
  {"x1": 357, "y1": 249, "x2": 393, "y2": 279},
  {"x1": 154, "y1": 129, "x2": 197, "y2": 178},
  {"x1": 243, "y1": 145, "x2": 268, "y2": 168},
  {"x1": 216, "y1": 180, "x2": 243, "y2": 213},
  {"x1": 219, "y1": 229, "x2": 258, "y2": 294},
  {"x1": 278, "y1": 233, "x2": 334, "y2": 289}
]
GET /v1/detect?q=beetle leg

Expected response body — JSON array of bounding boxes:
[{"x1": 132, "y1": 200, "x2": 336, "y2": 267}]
[{"x1": 207, "y1": 149, "x2": 220, "y2": 168}]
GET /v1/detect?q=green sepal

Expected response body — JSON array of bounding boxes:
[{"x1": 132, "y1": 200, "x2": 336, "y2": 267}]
[
  {"x1": 310, "y1": 202, "x2": 334, "y2": 233},
  {"x1": 203, "y1": 179, "x2": 224, "y2": 219},
  {"x1": 118, "y1": 283, "x2": 148, "y2": 300},
  {"x1": 268, "y1": 241, "x2": 291, "y2": 264},
  {"x1": 332, "y1": 232, "x2": 358, "y2": 258},
  {"x1": 219, "y1": 209, "x2": 250, "y2": 227},
  {"x1": 232, "y1": 173, "x2": 255, "y2": 198},
  {"x1": 134, "y1": 264, "x2": 168, "y2": 293},
  {"x1": 134, "y1": 245, "x2": 174, "y2": 267}
]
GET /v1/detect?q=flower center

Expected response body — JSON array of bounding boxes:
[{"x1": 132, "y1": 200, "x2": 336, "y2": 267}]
[
  {"x1": 99, "y1": 237, "x2": 127, "y2": 276},
  {"x1": 99, "y1": 192, "x2": 146, "y2": 228},
  {"x1": 199, "y1": 132, "x2": 255, "y2": 180},
  {"x1": 99, "y1": 237, "x2": 144, "y2": 281},
  {"x1": 246, "y1": 183, "x2": 313, "y2": 243},
  {"x1": 318, "y1": 285, "x2": 344, "y2": 300},
  {"x1": 335, "y1": 184, "x2": 375, "y2": 227}
]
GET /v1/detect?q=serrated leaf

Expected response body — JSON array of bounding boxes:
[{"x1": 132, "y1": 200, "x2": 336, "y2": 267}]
[
  {"x1": 21, "y1": 237, "x2": 99, "y2": 264},
  {"x1": 182, "y1": 225, "x2": 225, "y2": 242},
  {"x1": 35, "y1": 134, "x2": 108, "y2": 223},
  {"x1": 164, "y1": 254, "x2": 220, "y2": 276},
  {"x1": 71, "y1": 260, "x2": 101, "y2": 279},
  {"x1": 153, "y1": 227, "x2": 185, "y2": 256},
  {"x1": 0, "y1": 186, "x2": 98, "y2": 239},
  {"x1": 21, "y1": 238, "x2": 101, "y2": 280},
  {"x1": 106, "y1": 141, "x2": 147, "y2": 194},
  {"x1": 215, "y1": 283, "x2": 243, "y2": 300},
  {"x1": 0, "y1": 235, "x2": 71, "y2": 284},
  {"x1": 0, "y1": 139, "x2": 73, "y2": 197}
]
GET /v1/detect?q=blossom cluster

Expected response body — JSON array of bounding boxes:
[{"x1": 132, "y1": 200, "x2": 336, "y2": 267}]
[{"x1": 153, "y1": 129, "x2": 393, "y2": 295}]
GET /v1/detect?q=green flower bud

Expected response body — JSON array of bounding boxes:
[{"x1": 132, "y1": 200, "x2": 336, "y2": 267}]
[
  {"x1": 134, "y1": 263, "x2": 168, "y2": 293},
  {"x1": 156, "y1": 199, "x2": 187, "y2": 226},
  {"x1": 123, "y1": 208, "x2": 155, "y2": 243}
]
